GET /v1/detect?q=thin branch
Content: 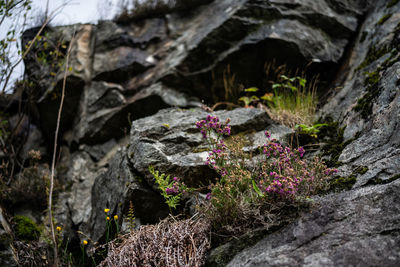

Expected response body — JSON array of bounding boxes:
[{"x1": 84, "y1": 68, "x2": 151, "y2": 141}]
[
  {"x1": 0, "y1": 2, "x2": 68, "y2": 94},
  {"x1": 48, "y1": 27, "x2": 75, "y2": 267}
]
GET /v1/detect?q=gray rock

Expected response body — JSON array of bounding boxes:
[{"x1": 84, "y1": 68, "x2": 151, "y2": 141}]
[
  {"x1": 127, "y1": 0, "x2": 363, "y2": 100},
  {"x1": 228, "y1": 180, "x2": 400, "y2": 266},
  {"x1": 81, "y1": 147, "x2": 168, "y2": 244},
  {"x1": 54, "y1": 151, "x2": 106, "y2": 242},
  {"x1": 73, "y1": 81, "x2": 200, "y2": 145},
  {"x1": 320, "y1": 0, "x2": 400, "y2": 187},
  {"x1": 128, "y1": 107, "x2": 273, "y2": 187},
  {"x1": 228, "y1": 0, "x2": 400, "y2": 265},
  {"x1": 92, "y1": 46, "x2": 154, "y2": 83}
]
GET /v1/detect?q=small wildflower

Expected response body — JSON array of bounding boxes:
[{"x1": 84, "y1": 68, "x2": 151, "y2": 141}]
[
  {"x1": 106, "y1": 216, "x2": 110, "y2": 221},
  {"x1": 104, "y1": 208, "x2": 110, "y2": 213},
  {"x1": 56, "y1": 226, "x2": 62, "y2": 232},
  {"x1": 114, "y1": 215, "x2": 118, "y2": 220},
  {"x1": 83, "y1": 240, "x2": 88, "y2": 246}
]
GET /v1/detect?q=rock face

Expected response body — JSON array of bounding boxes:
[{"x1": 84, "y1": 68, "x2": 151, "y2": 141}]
[
  {"x1": 21, "y1": 0, "x2": 367, "y2": 147},
  {"x1": 2, "y1": 0, "x2": 398, "y2": 265},
  {"x1": 226, "y1": 0, "x2": 400, "y2": 265},
  {"x1": 80, "y1": 107, "x2": 292, "y2": 244},
  {"x1": 228, "y1": 179, "x2": 400, "y2": 266}
]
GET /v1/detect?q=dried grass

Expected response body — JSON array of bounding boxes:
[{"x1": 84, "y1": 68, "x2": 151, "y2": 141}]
[{"x1": 100, "y1": 217, "x2": 210, "y2": 267}]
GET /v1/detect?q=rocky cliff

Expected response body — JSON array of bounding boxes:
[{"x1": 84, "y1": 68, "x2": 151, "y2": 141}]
[{"x1": 1, "y1": 0, "x2": 399, "y2": 266}]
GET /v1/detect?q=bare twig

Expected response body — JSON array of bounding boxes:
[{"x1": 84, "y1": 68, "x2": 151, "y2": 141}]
[
  {"x1": 48, "y1": 27, "x2": 75, "y2": 267},
  {"x1": 1, "y1": 2, "x2": 68, "y2": 94}
]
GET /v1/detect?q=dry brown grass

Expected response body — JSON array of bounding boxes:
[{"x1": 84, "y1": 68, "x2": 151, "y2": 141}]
[{"x1": 100, "y1": 217, "x2": 210, "y2": 267}]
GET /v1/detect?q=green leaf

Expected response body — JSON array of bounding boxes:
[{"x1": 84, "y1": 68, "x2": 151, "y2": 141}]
[
  {"x1": 299, "y1": 78, "x2": 306, "y2": 88},
  {"x1": 244, "y1": 87, "x2": 259, "y2": 92},
  {"x1": 239, "y1": 96, "x2": 251, "y2": 106},
  {"x1": 252, "y1": 180, "x2": 264, "y2": 197}
]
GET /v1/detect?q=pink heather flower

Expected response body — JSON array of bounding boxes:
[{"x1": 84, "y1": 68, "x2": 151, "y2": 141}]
[
  {"x1": 206, "y1": 193, "x2": 212, "y2": 200},
  {"x1": 173, "y1": 177, "x2": 179, "y2": 182},
  {"x1": 298, "y1": 147, "x2": 305, "y2": 157},
  {"x1": 165, "y1": 187, "x2": 178, "y2": 195},
  {"x1": 264, "y1": 131, "x2": 271, "y2": 138}
]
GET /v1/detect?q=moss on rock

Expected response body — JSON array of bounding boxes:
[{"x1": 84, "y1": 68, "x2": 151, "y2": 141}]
[
  {"x1": 13, "y1": 215, "x2": 41, "y2": 241},
  {"x1": 377, "y1": 14, "x2": 393, "y2": 25},
  {"x1": 329, "y1": 175, "x2": 357, "y2": 191},
  {"x1": 357, "y1": 45, "x2": 389, "y2": 70},
  {"x1": 367, "y1": 174, "x2": 400, "y2": 185}
]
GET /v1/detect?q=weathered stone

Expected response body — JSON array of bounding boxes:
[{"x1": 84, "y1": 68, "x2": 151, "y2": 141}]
[
  {"x1": 127, "y1": 0, "x2": 363, "y2": 101},
  {"x1": 227, "y1": 0, "x2": 400, "y2": 264},
  {"x1": 228, "y1": 180, "x2": 400, "y2": 266},
  {"x1": 92, "y1": 46, "x2": 154, "y2": 83},
  {"x1": 320, "y1": 0, "x2": 400, "y2": 187},
  {"x1": 128, "y1": 107, "x2": 274, "y2": 187},
  {"x1": 73, "y1": 81, "x2": 200, "y2": 145},
  {"x1": 81, "y1": 147, "x2": 168, "y2": 244},
  {"x1": 7, "y1": 115, "x2": 46, "y2": 160}
]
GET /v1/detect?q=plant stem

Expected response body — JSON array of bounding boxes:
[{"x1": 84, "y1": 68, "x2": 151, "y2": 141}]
[{"x1": 48, "y1": 28, "x2": 75, "y2": 267}]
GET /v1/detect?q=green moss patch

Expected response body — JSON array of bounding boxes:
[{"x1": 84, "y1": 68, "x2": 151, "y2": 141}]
[
  {"x1": 377, "y1": 14, "x2": 393, "y2": 25},
  {"x1": 354, "y1": 166, "x2": 369, "y2": 175},
  {"x1": 367, "y1": 174, "x2": 400, "y2": 185},
  {"x1": 316, "y1": 117, "x2": 347, "y2": 167},
  {"x1": 353, "y1": 48, "x2": 399, "y2": 118},
  {"x1": 329, "y1": 175, "x2": 357, "y2": 192},
  {"x1": 13, "y1": 215, "x2": 41, "y2": 241},
  {"x1": 357, "y1": 45, "x2": 389, "y2": 70},
  {"x1": 353, "y1": 70, "x2": 381, "y2": 119}
]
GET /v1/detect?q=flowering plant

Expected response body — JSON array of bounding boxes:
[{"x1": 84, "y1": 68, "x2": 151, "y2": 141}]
[
  {"x1": 149, "y1": 165, "x2": 190, "y2": 210},
  {"x1": 196, "y1": 114, "x2": 337, "y2": 235}
]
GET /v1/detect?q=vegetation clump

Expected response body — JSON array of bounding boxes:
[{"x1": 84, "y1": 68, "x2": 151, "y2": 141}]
[
  {"x1": 329, "y1": 175, "x2": 357, "y2": 192},
  {"x1": 13, "y1": 215, "x2": 41, "y2": 241},
  {"x1": 193, "y1": 115, "x2": 336, "y2": 238},
  {"x1": 114, "y1": 0, "x2": 212, "y2": 23},
  {"x1": 100, "y1": 218, "x2": 210, "y2": 267}
]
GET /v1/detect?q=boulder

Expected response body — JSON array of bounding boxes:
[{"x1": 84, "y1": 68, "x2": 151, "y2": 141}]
[
  {"x1": 228, "y1": 179, "x2": 400, "y2": 266},
  {"x1": 128, "y1": 107, "x2": 275, "y2": 187},
  {"x1": 81, "y1": 147, "x2": 169, "y2": 244},
  {"x1": 73, "y1": 81, "x2": 200, "y2": 145}
]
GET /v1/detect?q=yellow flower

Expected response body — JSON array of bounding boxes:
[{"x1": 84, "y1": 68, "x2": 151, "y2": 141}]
[
  {"x1": 106, "y1": 216, "x2": 110, "y2": 221},
  {"x1": 114, "y1": 215, "x2": 118, "y2": 220},
  {"x1": 104, "y1": 208, "x2": 110, "y2": 213},
  {"x1": 83, "y1": 240, "x2": 88, "y2": 246},
  {"x1": 56, "y1": 226, "x2": 62, "y2": 232}
]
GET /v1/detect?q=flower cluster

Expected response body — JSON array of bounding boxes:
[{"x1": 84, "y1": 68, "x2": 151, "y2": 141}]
[
  {"x1": 257, "y1": 131, "x2": 337, "y2": 199},
  {"x1": 165, "y1": 177, "x2": 183, "y2": 195},
  {"x1": 198, "y1": 116, "x2": 337, "y2": 204},
  {"x1": 149, "y1": 166, "x2": 191, "y2": 209},
  {"x1": 195, "y1": 115, "x2": 231, "y2": 139}
]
